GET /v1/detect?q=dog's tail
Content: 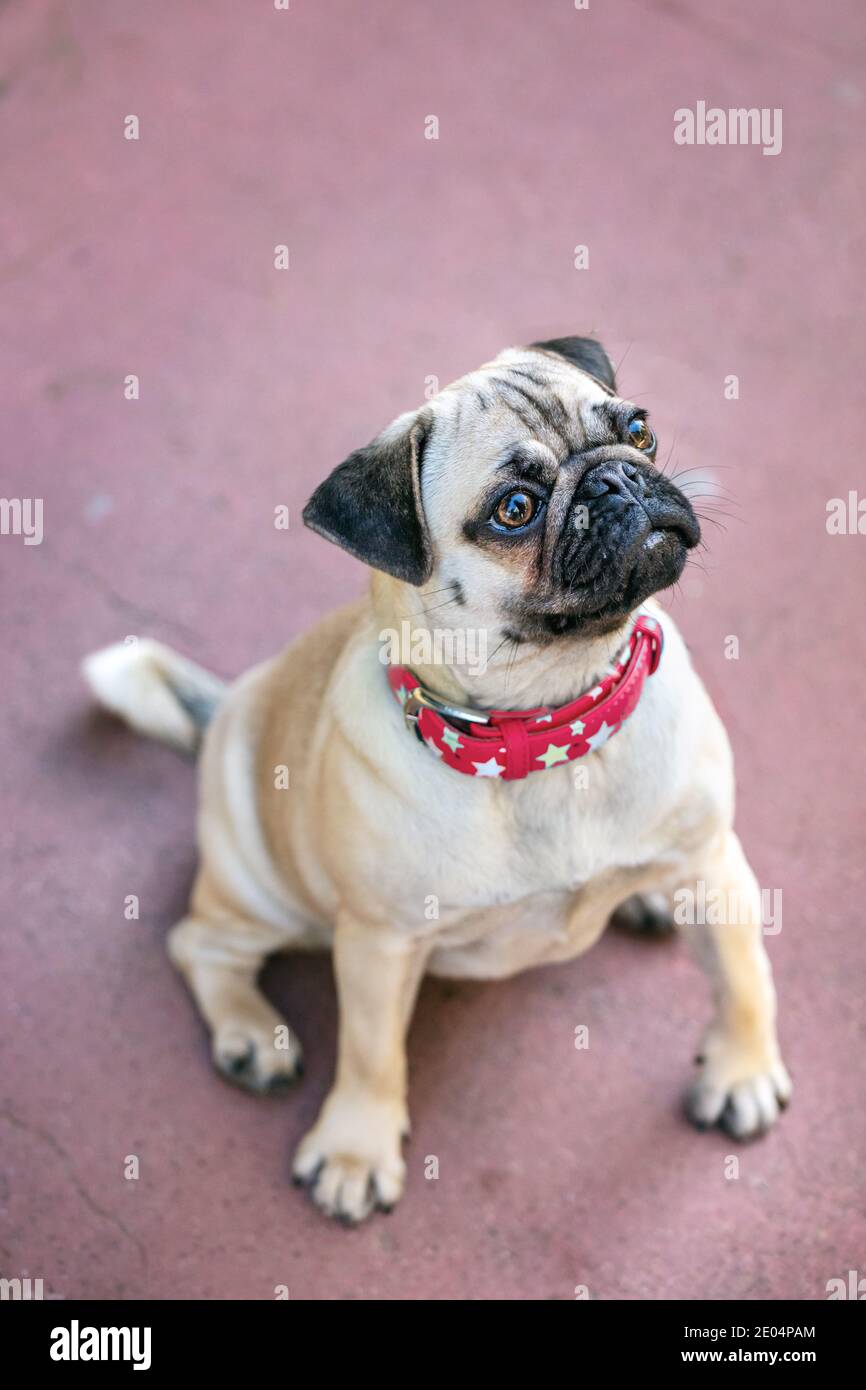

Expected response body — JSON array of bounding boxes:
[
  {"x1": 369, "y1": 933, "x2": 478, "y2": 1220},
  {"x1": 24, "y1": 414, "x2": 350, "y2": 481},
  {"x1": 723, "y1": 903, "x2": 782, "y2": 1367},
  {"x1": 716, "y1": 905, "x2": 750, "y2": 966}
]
[{"x1": 82, "y1": 639, "x2": 226, "y2": 753}]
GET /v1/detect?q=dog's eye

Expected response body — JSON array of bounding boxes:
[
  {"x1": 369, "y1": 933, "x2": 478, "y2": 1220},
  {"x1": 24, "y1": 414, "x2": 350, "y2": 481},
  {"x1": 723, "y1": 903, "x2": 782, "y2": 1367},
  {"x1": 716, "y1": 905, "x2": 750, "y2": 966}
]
[
  {"x1": 494, "y1": 491, "x2": 537, "y2": 530},
  {"x1": 627, "y1": 418, "x2": 655, "y2": 452}
]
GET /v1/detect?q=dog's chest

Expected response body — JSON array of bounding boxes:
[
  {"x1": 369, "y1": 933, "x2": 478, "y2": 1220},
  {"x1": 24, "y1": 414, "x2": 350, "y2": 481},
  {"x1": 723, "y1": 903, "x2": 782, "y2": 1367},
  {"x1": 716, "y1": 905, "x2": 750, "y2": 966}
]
[
  {"x1": 510, "y1": 767, "x2": 648, "y2": 890},
  {"x1": 423, "y1": 723, "x2": 670, "y2": 910}
]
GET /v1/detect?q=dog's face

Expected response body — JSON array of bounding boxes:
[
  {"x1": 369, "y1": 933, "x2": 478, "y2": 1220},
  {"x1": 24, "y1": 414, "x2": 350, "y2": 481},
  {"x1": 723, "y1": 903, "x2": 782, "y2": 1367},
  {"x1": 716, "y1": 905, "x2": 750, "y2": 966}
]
[{"x1": 304, "y1": 337, "x2": 700, "y2": 644}]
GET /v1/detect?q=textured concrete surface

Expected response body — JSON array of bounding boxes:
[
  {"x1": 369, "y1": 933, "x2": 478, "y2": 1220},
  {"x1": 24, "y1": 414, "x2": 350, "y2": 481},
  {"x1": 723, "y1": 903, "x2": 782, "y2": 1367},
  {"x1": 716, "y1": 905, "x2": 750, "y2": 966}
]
[{"x1": 1, "y1": 0, "x2": 864, "y2": 1300}]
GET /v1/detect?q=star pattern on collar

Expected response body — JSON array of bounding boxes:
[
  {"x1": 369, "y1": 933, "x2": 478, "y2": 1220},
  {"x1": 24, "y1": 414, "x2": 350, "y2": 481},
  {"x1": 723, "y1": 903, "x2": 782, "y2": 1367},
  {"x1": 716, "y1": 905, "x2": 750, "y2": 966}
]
[
  {"x1": 586, "y1": 720, "x2": 617, "y2": 751},
  {"x1": 386, "y1": 613, "x2": 661, "y2": 781},
  {"x1": 472, "y1": 755, "x2": 505, "y2": 778},
  {"x1": 536, "y1": 741, "x2": 570, "y2": 769}
]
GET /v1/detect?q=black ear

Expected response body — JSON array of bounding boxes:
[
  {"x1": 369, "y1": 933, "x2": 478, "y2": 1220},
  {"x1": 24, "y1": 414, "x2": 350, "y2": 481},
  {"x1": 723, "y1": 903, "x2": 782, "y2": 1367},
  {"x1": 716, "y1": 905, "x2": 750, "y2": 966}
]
[
  {"x1": 530, "y1": 336, "x2": 616, "y2": 392},
  {"x1": 302, "y1": 412, "x2": 433, "y2": 584}
]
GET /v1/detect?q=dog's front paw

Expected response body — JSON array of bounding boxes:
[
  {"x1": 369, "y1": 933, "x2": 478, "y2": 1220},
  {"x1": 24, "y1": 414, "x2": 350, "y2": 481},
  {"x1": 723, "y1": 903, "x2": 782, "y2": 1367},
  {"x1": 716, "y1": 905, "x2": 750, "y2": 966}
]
[
  {"x1": 292, "y1": 1091, "x2": 408, "y2": 1224},
  {"x1": 212, "y1": 1017, "x2": 303, "y2": 1095},
  {"x1": 685, "y1": 1034, "x2": 792, "y2": 1139}
]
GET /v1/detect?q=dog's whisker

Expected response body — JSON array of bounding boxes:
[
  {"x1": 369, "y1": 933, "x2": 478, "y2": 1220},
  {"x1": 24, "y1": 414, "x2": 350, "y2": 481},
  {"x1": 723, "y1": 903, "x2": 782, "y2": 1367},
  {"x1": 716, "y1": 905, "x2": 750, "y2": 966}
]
[
  {"x1": 681, "y1": 493, "x2": 740, "y2": 512},
  {"x1": 486, "y1": 634, "x2": 512, "y2": 664},
  {"x1": 687, "y1": 493, "x2": 740, "y2": 507},
  {"x1": 669, "y1": 461, "x2": 738, "y2": 473},
  {"x1": 659, "y1": 435, "x2": 680, "y2": 477},
  {"x1": 685, "y1": 554, "x2": 711, "y2": 577},
  {"x1": 614, "y1": 339, "x2": 633, "y2": 378},
  {"x1": 418, "y1": 598, "x2": 458, "y2": 617},
  {"x1": 504, "y1": 638, "x2": 520, "y2": 691},
  {"x1": 681, "y1": 489, "x2": 739, "y2": 511},
  {"x1": 692, "y1": 511, "x2": 733, "y2": 530},
  {"x1": 681, "y1": 488, "x2": 741, "y2": 508},
  {"x1": 692, "y1": 509, "x2": 739, "y2": 529},
  {"x1": 670, "y1": 469, "x2": 735, "y2": 489}
]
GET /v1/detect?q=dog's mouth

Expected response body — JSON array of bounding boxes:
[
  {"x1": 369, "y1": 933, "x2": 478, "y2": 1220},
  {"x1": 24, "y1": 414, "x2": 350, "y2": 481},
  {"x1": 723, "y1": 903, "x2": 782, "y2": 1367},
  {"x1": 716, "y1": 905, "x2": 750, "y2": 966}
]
[
  {"x1": 642, "y1": 526, "x2": 684, "y2": 552},
  {"x1": 506, "y1": 469, "x2": 700, "y2": 641}
]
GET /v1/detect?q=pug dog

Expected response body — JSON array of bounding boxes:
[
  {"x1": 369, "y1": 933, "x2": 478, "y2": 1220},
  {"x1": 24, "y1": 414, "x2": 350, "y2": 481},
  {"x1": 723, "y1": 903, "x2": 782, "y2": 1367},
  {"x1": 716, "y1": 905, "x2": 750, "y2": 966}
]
[{"x1": 83, "y1": 336, "x2": 790, "y2": 1224}]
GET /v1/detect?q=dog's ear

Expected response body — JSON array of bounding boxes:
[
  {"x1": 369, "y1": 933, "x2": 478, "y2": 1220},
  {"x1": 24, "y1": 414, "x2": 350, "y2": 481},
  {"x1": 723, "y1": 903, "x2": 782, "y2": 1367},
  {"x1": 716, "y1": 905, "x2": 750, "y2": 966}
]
[
  {"x1": 302, "y1": 411, "x2": 433, "y2": 585},
  {"x1": 530, "y1": 336, "x2": 616, "y2": 392}
]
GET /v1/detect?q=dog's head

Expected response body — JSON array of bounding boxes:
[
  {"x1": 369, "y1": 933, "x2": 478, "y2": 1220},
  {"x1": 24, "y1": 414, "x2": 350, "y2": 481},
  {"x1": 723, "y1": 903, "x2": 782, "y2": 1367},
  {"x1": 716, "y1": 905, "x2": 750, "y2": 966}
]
[{"x1": 303, "y1": 337, "x2": 700, "y2": 643}]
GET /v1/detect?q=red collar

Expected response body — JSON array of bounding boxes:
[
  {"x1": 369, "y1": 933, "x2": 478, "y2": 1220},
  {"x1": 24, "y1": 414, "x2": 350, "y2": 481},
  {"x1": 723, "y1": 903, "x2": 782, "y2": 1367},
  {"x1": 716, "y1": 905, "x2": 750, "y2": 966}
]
[{"x1": 387, "y1": 614, "x2": 663, "y2": 781}]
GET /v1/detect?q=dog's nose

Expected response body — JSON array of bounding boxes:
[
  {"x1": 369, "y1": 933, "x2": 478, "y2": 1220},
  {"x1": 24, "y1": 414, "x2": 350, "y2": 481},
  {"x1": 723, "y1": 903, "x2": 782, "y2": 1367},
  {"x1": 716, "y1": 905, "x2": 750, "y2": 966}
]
[{"x1": 583, "y1": 460, "x2": 646, "y2": 500}]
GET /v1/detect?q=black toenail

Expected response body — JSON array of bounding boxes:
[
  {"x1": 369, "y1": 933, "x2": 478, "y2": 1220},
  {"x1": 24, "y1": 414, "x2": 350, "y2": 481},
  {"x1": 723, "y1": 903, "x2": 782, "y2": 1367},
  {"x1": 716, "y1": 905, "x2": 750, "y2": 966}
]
[{"x1": 227, "y1": 1051, "x2": 251, "y2": 1074}]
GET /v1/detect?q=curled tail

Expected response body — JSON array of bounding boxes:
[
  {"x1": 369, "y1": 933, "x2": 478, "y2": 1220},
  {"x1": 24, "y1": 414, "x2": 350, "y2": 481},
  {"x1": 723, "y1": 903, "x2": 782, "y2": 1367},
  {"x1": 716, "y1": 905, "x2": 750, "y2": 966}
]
[{"x1": 82, "y1": 639, "x2": 226, "y2": 753}]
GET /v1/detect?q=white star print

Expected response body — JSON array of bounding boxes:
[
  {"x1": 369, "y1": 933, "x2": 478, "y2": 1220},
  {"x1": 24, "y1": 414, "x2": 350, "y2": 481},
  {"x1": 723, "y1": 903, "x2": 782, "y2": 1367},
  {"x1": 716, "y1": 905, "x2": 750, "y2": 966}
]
[
  {"x1": 588, "y1": 685, "x2": 605, "y2": 700},
  {"x1": 570, "y1": 718, "x2": 586, "y2": 736},
  {"x1": 472, "y1": 756, "x2": 505, "y2": 777},
  {"x1": 586, "y1": 720, "x2": 617, "y2": 751},
  {"x1": 441, "y1": 727, "x2": 464, "y2": 753},
  {"x1": 537, "y1": 742, "x2": 570, "y2": 769},
  {"x1": 423, "y1": 735, "x2": 443, "y2": 759},
  {"x1": 534, "y1": 713, "x2": 553, "y2": 724}
]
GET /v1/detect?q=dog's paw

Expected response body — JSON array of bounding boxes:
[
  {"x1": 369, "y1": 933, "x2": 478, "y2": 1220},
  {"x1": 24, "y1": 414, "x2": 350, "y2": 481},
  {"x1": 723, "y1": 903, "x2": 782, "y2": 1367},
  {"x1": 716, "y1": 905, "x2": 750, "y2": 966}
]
[
  {"x1": 212, "y1": 1018, "x2": 303, "y2": 1095},
  {"x1": 292, "y1": 1091, "x2": 408, "y2": 1224},
  {"x1": 611, "y1": 891, "x2": 674, "y2": 937},
  {"x1": 685, "y1": 1040, "x2": 792, "y2": 1139}
]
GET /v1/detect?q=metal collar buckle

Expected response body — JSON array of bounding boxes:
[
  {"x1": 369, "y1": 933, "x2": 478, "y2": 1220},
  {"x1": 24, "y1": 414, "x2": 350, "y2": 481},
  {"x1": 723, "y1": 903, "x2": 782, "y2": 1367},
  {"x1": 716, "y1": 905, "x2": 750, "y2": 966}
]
[{"x1": 402, "y1": 686, "x2": 491, "y2": 737}]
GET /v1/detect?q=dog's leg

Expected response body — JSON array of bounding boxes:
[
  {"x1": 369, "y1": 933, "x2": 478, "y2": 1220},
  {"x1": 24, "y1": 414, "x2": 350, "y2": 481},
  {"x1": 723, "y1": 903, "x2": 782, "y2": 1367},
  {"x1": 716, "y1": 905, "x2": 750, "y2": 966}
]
[
  {"x1": 293, "y1": 913, "x2": 428, "y2": 1223},
  {"x1": 167, "y1": 915, "x2": 304, "y2": 1094},
  {"x1": 678, "y1": 831, "x2": 791, "y2": 1138}
]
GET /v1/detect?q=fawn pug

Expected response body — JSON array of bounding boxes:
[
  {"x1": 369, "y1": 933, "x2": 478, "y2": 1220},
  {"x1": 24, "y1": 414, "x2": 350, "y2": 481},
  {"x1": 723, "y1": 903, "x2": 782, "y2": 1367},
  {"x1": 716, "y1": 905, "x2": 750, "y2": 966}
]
[{"x1": 84, "y1": 336, "x2": 790, "y2": 1223}]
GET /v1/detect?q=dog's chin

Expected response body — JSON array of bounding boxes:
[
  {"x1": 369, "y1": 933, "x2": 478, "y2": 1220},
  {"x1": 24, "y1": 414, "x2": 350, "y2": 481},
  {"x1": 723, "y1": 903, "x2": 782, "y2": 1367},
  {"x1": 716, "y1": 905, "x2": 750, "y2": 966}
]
[
  {"x1": 506, "y1": 527, "x2": 692, "y2": 643},
  {"x1": 622, "y1": 525, "x2": 691, "y2": 607}
]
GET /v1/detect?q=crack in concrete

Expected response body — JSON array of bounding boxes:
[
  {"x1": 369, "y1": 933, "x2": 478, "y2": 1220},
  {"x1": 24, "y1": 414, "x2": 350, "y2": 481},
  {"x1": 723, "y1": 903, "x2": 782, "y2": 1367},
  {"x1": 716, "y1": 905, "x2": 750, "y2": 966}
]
[{"x1": 0, "y1": 1104, "x2": 148, "y2": 1273}]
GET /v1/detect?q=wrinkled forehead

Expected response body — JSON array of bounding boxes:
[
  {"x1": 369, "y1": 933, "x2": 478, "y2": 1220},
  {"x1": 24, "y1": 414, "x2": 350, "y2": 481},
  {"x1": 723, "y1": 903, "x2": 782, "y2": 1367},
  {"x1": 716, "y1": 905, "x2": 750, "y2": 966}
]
[{"x1": 423, "y1": 347, "x2": 620, "y2": 506}]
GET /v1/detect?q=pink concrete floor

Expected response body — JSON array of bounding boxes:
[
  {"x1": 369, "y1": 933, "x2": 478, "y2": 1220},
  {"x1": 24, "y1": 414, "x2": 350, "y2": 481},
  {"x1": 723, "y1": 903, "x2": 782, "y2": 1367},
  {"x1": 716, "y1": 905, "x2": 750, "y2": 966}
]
[{"x1": 2, "y1": 1, "x2": 864, "y2": 1300}]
